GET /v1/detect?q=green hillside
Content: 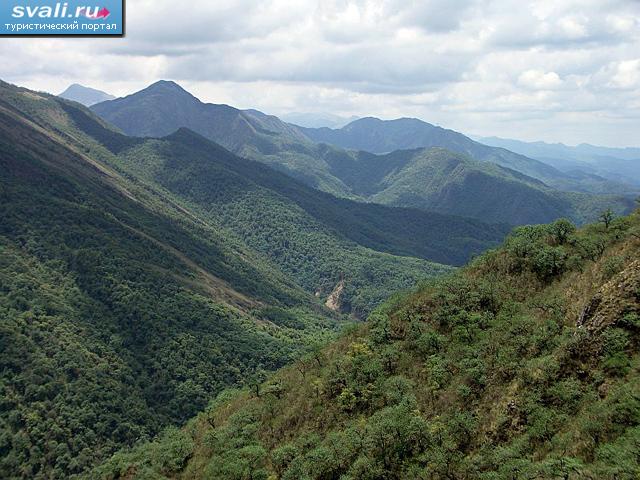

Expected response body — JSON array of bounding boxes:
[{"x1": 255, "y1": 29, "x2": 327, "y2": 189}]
[
  {"x1": 92, "y1": 81, "x2": 354, "y2": 197},
  {"x1": 92, "y1": 209, "x2": 640, "y2": 479},
  {"x1": 0, "y1": 80, "x2": 506, "y2": 478},
  {"x1": 65, "y1": 97, "x2": 510, "y2": 293},
  {"x1": 319, "y1": 146, "x2": 632, "y2": 225},
  {"x1": 301, "y1": 117, "x2": 637, "y2": 195},
  {"x1": 91, "y1": 83, "x2": 634, "y2": 226},
  {"x1": 0, "y1": 81, "x2": 351, "y2": 479}
]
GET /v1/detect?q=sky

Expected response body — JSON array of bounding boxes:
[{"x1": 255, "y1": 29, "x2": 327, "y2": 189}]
[{"x1": 2, "y1": 0, "x2": 639, "y2": 147}]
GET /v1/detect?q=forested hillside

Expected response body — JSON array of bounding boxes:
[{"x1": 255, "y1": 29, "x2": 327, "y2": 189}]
[
  {"x1": 91, "y1": 82, "x2": 635, "y2": 226},
  {"x1": 92, "y1": 209, "x2": 640, "y2": 479},
  {"x1": 91, "y1": 81, "x2": 353, "y2": 196},
  {"x1": 301, "y1": 117, "x2": 637, "y2": 195},
  {"x1": 317, "y1": 146, "x2": 631, "y2": 225},
  {"x1": 0, "y1": 80, "x2": 507, "y2": 478},
  {"x1": 66, "y1": 94, "x2": 509, "y2": 310},
  {"x1": 0, "y1": 81, "x2": 350, "y2": 479}
]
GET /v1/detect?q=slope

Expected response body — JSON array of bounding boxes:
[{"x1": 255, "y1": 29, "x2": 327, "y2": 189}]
[
  {"x1": 318, "y1": 146, "x2": 633, "y2": 225},
  {"x1": 92, "y1": 209, "x2": 640, "y2": 480},
  {"x1": 91, "y1": 80, "x2": 353, "y2": 196},
  {"x1": 0, "y1": 81, "x2": 349, "y2": 479},
  {"x1": 63, "y1": 99, "x2": 512, "y2": 315}
]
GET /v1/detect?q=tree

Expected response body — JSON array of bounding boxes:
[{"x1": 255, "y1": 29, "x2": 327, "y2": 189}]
[
  {"x1": 248, "y1": 369, "x2": 267, "y2": 397},
  {"x1": 548, "y1": 218, "x2": 576, "y2": 245},
  {"x1": 599, "y1": 209, "x2": 615, "y2": 229}
]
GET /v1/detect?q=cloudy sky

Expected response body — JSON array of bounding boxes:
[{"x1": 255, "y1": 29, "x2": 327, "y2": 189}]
[{"x1": 2, "y1": 0, "x2": 640, "y2": 146}]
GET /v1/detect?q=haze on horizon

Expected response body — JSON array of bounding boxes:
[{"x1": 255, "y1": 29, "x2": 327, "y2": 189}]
[{"x1": 2, "y1": 0, "x2": 639, "y2": 147}]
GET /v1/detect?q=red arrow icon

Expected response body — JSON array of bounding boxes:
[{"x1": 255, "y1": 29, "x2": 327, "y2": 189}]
[{"x1": 95, "y1": 7, "x2": 110, "y2": 19}]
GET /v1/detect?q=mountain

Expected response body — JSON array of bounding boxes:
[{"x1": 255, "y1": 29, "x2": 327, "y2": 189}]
[
  {"x1": 317, "y1": 146, "x2": 620, "y2": 225},
  {"x1": 301, "y1": 117, "x2": 638, "y2": 195},
  {"x1": 280, "y1": 112, "x2": 359, "y2": 129},
  {"x1": 91, "y1": 82, "x2": 634, "y2": 226},
  {"x1": 0, "y1": 80, "x2": 512, "y2": 477},
  {"x1": 90, "y1": 81, "x2": 352, "y2": 196},
  {"x1": 90, "y1": 209, "x2": 640, "y2": 480},
  {"x1": 0, "y1": 79, "x2": 343, "y2": 478},
  {"x1": 315, "y1": 145, "x2": 633, "y2": 225},
  {"x1": 58, "y1": 83, "x2": 115, "y2": 106},
  {"x1": 480, "y1": 136, "x2": 640, "y2": 188}
]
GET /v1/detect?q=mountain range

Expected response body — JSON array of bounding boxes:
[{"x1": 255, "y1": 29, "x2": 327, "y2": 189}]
[
  {"x1": 91, "y1": 200, "x2": 640, "y2": 480},
  {"x1": 480, "y1": 136, "x2": 640, "y2": 188},
  {"x1": 91, "y1": 81, "x2": 635, "y2": 226},
  {"x1": 301, "y1": 117, "x2": 639, "y2": 195},
  {"x1": 2, "y1": 76, "x2": 638, "y2": 478},
  {"x1": 0, "y1": 79, "x2": 510, "y2": 477}
]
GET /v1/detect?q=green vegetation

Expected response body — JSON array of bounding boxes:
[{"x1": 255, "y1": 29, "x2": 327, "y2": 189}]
[
  {"x1": 1, "y1": 80, "x2": 499, "y2": 478},
  {"x1": 91, "y1": 83, "x2": 635, "y2": 226},
  {"x1": 319, "y1": 146, "x2": 632, "y2": 225},
  {"x1": 302, "y1": 117, "x2": 639, "y2": 196},
  {"x1": 0, "y1": 82, "x2": 351, "y2": 479},
  {"x1": 92, "y1": 210, "x2": 640, "y2": 479}
]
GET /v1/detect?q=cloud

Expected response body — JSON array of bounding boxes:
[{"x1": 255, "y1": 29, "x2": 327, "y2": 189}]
[
  {"x1": 517, "y1": 70, "x2": 563, "y2": 90},
  {"x1": 1, "y1": 0, "x2": 639, "y2": 146}
]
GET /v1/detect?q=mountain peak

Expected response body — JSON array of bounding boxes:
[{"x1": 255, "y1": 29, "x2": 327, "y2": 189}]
[
  {"x1": 145, "y1": 79, "x2": 191, "y2": 94},
  {"x1": 59, "y1": 83, "x2": 115, "y2": 106}
]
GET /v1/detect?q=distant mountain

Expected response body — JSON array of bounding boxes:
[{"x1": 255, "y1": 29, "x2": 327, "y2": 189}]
[
  {"x1": 480, "y1": 136, "x2": 640, "y2": 187},
  {"x1": 317, "y1": 146, "x2": 633, "y2": 225},
  {"x1": 59, "y1": 83, "x2": 115, "y2": 106},
  {"x1": 91, "y1": 81, "x2": 634, "y2": 225},
  {"x1": 92, "y1": 81, "x2": 354, "y2": 196},
  {"x1": 301, "y1": 117, "x2": 638, "y2": 195},
  {"x1": 281, "y1": 112, "x2": 359, "y2": 129}
]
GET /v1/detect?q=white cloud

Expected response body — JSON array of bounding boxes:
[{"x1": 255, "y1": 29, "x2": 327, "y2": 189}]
[
  {"x1": 607, "y1": 59, "x2": 640, "y2": 89},
  {"x1": 517, "y1": 70, "x2": 563, "y2": 90},
  {"x1": 1, "y1": 0, "x2": 639, "y2": 146}
]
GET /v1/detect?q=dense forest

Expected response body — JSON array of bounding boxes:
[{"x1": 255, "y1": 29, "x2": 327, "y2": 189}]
[
  {"x1": 2, "y1": 79, "x2": 638, "y2": 479},
  {"x1": 0, "y1": 83, "x2": 350, "y2": 479},
  {"x1": 91, "y1": 208, "x2": 640, "y2": 479},
  {"x1": 0, "y1": 80, "x2": 504, "y2": 478}
]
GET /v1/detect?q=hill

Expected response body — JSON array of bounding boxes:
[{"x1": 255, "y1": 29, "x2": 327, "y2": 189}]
[
  {"x1": 91, "y1": 82, "x2": 634, "y2": 226},
  {"x1": 317, "y1": 146, "x2": 633, "y2": 226},
  {"x1": 301, "y1": 117, "x2": 636, "y2": 196},
  {"x1": 0, "y1": 80, "x2": 510, "y2": 477},
  {"x1": 59, "y1": 83, "x2": 115, "y2": 106},
  {"x1": 0, "y1": 79, "x2": 347, "y2": 479},
  {"x1": 91, "y1": 208, "x2": 640, "y2": 479},
  {"x1": 91, "y1": 81, "x2": 353, "y2": 196},
  {"x1": 68, "y1": 95, "x2": 509, "y2": 306}
]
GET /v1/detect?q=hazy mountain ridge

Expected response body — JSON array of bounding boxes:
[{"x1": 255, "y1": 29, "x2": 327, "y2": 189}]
[
  {"x1": 480, "y1": 136, "x2": 640, "y2": 188},
  {"x1": 301, "y1": 117, "x2": 637, "y2": 195},
  {"x1": 59, "y1": 83, "x2": 115, "y2": 106}
]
